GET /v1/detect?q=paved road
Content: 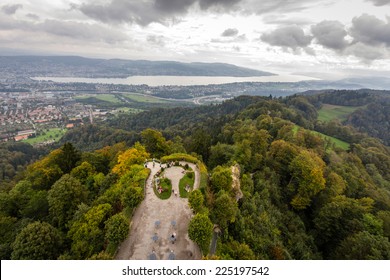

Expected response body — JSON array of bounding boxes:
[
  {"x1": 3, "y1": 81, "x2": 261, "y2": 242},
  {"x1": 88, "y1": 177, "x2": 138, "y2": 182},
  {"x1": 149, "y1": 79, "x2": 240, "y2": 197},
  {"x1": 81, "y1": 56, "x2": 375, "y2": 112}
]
[{"x1": 115, "y1": 161, "x2": 201, "y2": 260}]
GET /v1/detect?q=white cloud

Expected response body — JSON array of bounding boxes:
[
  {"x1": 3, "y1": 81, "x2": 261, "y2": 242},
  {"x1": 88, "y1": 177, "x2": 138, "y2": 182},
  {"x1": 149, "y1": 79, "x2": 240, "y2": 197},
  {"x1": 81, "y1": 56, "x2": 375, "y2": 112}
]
[
  {"x1": 350, "y1": 14, "x2": 390, "y2": 46},
  {"x1": 261, "y1": 26, "x2": 312, "y2": 51},
  {"x1": 311, "y1": 20, "x2": 349, "y2": 50},
  {"x1": 365, "y1": 0, "x2": 390, "y2": 6}
]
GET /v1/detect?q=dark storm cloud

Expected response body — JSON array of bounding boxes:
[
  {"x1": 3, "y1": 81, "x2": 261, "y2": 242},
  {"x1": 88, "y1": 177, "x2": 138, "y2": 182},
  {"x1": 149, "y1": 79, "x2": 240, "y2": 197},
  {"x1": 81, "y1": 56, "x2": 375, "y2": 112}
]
[
  {"x1": 154, "y1": 0, "x2": 196, "y2": 14},
  {"x1": 247, "y1": 0, "x2": 318, "y2": 14},
  {"x1": 311, "y1": 20, "x2": 348, "y2": 50},
  {"x1": 0, "y1": 14, "x2": 126, "y2": 44},
  {"x1": 155, "y1": 0, "x2": 241, "y2": 11},
  {"x1": 78, "y1": 1, "x2": 150, "y2": 25},
  {"x1": 76, "y1": 0, "x2": 328, "y2": 26},
  {"x1": 1, "y1": 4, "x2": 23, "y2": 15},
  {"x1": 350, "y1": 14, "x2": 390, "y2": 46},
  {"x1": 261, "y1": 26, "x2": 312, "y2": 50},
  {"x1": 198, "y1": 0, "x2": 241, "y2": 9},
  {"x1": 78, "y1": 0, "x2": 242, "y2": 26},
  {"x1": 38, "y1": 20, "x2": 126, "y2": 43},
  {"x1": 221, "y1": 28, "x2": 239, "y2": 37},
  {"x1": 365, "y1": 0, "x2": 390, "y2": 6}
]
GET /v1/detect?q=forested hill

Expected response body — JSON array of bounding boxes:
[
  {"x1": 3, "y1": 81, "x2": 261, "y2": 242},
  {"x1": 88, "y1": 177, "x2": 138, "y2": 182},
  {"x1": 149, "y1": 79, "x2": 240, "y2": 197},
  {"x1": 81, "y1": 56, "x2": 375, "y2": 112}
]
[
  {"x1": 1, "y1": 91, "x2": 390, "y2": 260},
  {"x1": 304, "y1": 89, "x2": 390, "y2": 145},
  {"x1": 0, "y1": 56, "x2": 273, "y2": 78},
  {"x1": 62, "y1": 90, "x2": 390, "y2": 149}
]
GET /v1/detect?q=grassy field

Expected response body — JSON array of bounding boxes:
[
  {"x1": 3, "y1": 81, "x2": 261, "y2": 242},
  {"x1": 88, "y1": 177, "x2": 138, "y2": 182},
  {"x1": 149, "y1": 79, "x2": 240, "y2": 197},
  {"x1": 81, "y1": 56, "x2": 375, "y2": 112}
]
[
  {"x1": 293, "y1": 125, "x2": 349, "y2": 150},
  {"x1": 122, "y1": 93, "x2": 168, "y2": 103},
  {"x1": 312, "y1": 131, "x2": 350, "y2": 150},
  {"x1": 153, "y1": 177, "x2": 172, "y2": 200},
  {"x1": 23, "y1": 128, "x2": 66, "y2": 145},
  {"x1": 318, "y1": 104, "x2": 362, "y2": 122},
  {"x1": 76, "y1": 94, "x2": 123, "y2": 104},
  {"x1": 179, "y1": 171, "x2": 195, "y2": 198}
]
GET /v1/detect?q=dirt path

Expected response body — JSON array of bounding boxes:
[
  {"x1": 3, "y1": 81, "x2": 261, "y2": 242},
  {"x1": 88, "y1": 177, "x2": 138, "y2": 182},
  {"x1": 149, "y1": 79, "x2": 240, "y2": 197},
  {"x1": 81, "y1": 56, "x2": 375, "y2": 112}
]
[{"x1": 115, "y1": 161, "x2": 201, "y2": 260}]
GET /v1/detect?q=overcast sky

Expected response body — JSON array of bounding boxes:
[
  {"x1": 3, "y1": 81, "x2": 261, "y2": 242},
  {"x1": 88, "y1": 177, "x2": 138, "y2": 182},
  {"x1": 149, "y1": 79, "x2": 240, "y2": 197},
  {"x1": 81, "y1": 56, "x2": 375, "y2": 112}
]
[{"x1": 1, "y1": 0, "x2": 390, "y2": 78}]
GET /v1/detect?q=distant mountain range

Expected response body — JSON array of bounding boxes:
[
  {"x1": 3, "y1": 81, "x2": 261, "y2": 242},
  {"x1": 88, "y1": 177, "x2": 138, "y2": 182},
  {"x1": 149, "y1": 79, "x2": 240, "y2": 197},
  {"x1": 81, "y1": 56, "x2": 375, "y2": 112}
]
[{"x1": 0, "y1": 56, "x2": 274, "y2": 78}]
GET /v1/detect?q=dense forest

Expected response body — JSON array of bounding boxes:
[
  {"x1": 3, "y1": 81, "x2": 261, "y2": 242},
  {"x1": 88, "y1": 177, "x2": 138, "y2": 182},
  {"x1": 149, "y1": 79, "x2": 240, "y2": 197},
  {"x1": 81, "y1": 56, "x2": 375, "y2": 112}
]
[
  {"x1": 1, "y1": 90, "x2": 390, "y2": 260},
  {"x1": 0, "y1": 142, "x2": 45, "y2": 189}
]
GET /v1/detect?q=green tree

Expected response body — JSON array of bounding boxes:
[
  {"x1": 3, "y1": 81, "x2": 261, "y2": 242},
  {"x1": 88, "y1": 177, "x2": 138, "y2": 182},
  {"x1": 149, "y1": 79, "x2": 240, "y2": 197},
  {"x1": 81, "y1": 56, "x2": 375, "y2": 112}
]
[
  {"x1": 26, "y1": 149, "x2": 63, "y2": 190},
  {"x1": 141, "y1": 128, "x2": 169, "y2": 158},
  {"x1": 362, "y1": 213, "x2": 384, "y2": 235},
  {"x1": 11, "y1": 221, "x2": 62, "y2": 260},
  {"x1": 105, "y1": 213, "x2": 129, "y2": 245},
  {"x1": 57, "y1": 142, "x2": 81, "y2": 174},
  {"x1": 314, "y1": 196, "x2": 373, "y2": 256},
  {"x1": 117, "y1": 164, "x2": 149, "y2": 189},
  {"x1": 88, "y1": 251, "x2": 113, "y2": 260},
  {"x1": 377, "y1": 211, "x2": 390, "y2": 238},
  {"x1": 48, "y1": 174, "x2": 88, "y2": 230},
  {"x1": 95, "y1": 184, "x2": 123, "y2": 213},
  {"x1": 166, "y1": 136, "x2": 186, "y2": 154},
  {"x1": 70, "y1": 161, "x2": 96, "y2": 184},
  {"x1": 68, "y1": 203, "x2": 112, "y2": 259},
  {"x1": 97, "y1": 142, "x2": 128, "y2": 169},
  {"x1": 0, "y1": 215, "x2": 18, "y2": 259},
  {"x1": 266, "y1": 140, "x2": 299, "y2": 183},
  {"x1": 333, "y1": 231, "x2": 390, "y2": 260},
  {"x1": 81, "y1": 151, "x2": 110, "y2": 174},
  {"x1": 208, "y1": 143, "x2": 236, "y2": 169},
  {"x1": 122, "y1": 186, "x2": 144, "y2": 209},
  {"x1": 240, "y1": 174, "x2": 254, "y2": 197},
  {"x1": 185, "y1": 129, "x2": 211, "y2": 163},
  {"x1": 0, "y1": 180, "x2": 48, "y2": 220},
  {"x1": 19, "y1": 190, "x2": 49, "y2": 220},
  {"x1": 288, "y1": 150, "x2": 326, "y2": 210},
  {"x1": 210, "y1": 166, "x2": 232, "y2": 193},
  {"x1": 188, "y1": 213, "x2": 213, "y2": 254},
  {"x1": 324, "y1": 172, "x2": 346, "y2": 199},
  {"x1": 232, "y1": 122, "x2": 271, "y2": 171},
  {"x1": 212, "y1": 193, "x2": 238, "y2": 229},
  {"x1": 220, "y1": 240, "x2": 255, "y2": 260},
  {"x1": 5, "y1": 180, "x2": 34, "y2": 217},
  {"x1": 188, "y1": 189, "x2": 204, "y2": 213}
]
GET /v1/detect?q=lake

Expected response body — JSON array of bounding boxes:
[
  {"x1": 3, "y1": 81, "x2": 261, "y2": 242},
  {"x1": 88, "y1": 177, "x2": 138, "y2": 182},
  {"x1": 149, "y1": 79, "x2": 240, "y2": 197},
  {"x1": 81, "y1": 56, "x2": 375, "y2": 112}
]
[{"x1": 32, "y1": 74, "x2": 319, "y2": 87}]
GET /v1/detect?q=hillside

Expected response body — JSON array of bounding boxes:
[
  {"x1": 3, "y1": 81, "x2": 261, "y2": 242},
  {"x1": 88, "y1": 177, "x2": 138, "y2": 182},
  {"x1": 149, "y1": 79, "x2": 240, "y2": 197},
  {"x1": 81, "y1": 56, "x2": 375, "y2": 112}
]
[
  {"x1": 305, "y1": 89, "x2": 390, "y2": 145},
  {"x1": 0, "y1": 56, "x2": 274, "y2": 78},
  {"x1": 1, "y1": 93, "x2": 390, "y2": 260}
]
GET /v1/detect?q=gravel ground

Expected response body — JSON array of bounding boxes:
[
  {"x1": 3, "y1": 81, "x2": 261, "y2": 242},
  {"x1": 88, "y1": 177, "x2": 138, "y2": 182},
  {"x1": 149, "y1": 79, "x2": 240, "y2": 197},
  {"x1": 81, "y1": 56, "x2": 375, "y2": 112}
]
[{"x1": 115, "y1": 161, "x2": 201, "y2": 260}]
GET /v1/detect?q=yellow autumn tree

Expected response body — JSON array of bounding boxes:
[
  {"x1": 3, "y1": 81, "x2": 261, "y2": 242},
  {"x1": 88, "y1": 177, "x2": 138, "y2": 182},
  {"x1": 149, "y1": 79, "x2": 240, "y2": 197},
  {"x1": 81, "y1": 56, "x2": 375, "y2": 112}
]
[
  {"x1": 112, "y1": 143, "x2": 149, "y2": 176},
  {"x1": 288, "y1": 149, "x2": 326, "y2": 210}
]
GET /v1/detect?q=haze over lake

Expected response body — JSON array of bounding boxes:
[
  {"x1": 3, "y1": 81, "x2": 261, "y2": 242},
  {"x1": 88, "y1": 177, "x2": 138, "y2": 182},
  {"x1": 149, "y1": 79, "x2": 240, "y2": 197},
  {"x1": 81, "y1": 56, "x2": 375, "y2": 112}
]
[{"x1": 32, "y1": 74, "x2": 319, "y2": 87}]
